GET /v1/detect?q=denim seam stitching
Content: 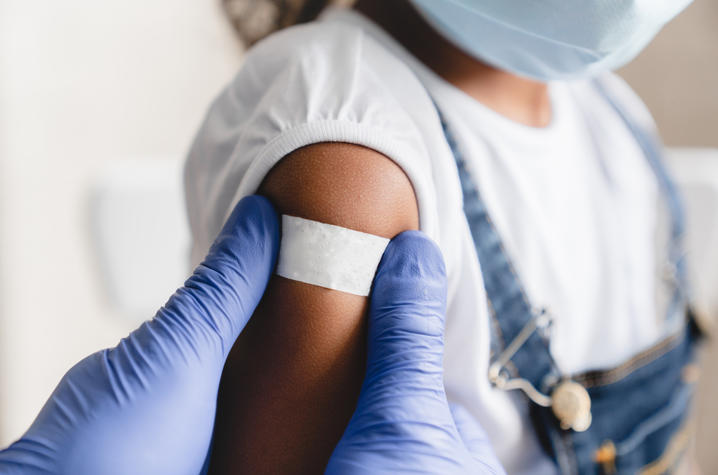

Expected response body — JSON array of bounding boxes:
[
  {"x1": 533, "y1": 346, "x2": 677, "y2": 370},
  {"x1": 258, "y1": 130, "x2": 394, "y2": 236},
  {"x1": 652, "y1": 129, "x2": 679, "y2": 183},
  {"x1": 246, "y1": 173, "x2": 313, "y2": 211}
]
[{"x1": 574, "y1": 329, "x2": 685, "y2": 388}]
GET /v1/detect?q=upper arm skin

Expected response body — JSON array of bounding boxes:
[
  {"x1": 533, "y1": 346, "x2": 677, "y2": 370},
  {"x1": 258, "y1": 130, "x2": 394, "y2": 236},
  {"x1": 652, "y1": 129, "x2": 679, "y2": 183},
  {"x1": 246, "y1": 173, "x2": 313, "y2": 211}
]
[{"x1": 208, "y1": 143, "x2": 419, "y2": 474}]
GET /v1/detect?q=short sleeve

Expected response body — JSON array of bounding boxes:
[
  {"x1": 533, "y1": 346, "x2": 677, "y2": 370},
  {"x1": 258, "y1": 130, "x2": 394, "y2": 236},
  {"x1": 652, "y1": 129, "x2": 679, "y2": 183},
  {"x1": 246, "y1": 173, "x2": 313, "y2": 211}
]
[{"x1": 184, "y1": 20, "x2": 438, "y2": 266}]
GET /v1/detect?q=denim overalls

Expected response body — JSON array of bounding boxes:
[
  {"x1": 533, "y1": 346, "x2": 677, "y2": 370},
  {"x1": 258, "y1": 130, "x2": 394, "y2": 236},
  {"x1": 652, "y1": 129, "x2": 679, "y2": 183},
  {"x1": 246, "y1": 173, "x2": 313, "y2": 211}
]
[{"x1": 437, "y1": 78, "x2": 702, "y2": 474}]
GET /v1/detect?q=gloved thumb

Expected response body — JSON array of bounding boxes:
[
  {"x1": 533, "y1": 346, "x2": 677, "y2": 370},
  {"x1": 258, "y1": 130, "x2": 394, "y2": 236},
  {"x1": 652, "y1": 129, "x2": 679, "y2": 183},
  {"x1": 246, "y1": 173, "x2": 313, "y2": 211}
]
[
  {"x1": 347, "y1": 231, "x2": 449, "y2": 427},
  {"x1": 152, "y1": 195, "x2": 279, "y2": 359},
  {"x1": 364, "y1": 230, "x2": 447, "y2": 394},
  {"x1": 328, "y1": 231, "x2": 456, "y2": 473}
]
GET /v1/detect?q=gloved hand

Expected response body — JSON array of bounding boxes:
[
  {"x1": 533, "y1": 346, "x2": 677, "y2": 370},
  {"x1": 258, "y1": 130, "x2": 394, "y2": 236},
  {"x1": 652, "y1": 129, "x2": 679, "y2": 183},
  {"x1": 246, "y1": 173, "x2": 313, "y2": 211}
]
[
  {"x1": 0, "y1": 195, "x2": 280, "y2": 475},
  {"x1": 0, "y1": 196, "x2": 505, "y2": 475},
  {"x1": 327, "y1": 231, "x2": 506, "y2": 475}
]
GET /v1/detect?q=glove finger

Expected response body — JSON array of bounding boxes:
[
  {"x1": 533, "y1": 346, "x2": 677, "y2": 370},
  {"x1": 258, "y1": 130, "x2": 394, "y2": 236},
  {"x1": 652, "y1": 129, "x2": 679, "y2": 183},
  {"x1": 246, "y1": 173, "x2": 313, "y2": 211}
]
[
  {"x1": 449, "y1": 403, "x2": 506, "y2": 475},
  {"x1": 155, "y1": 195, "x2": 280, "y2": 357}
]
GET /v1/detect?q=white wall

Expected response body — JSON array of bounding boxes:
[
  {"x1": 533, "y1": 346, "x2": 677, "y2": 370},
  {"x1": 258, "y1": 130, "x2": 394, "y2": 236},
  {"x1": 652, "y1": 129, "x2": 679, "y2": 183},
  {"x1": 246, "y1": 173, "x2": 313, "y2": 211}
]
[{"x1": 0, "y1": 0, "x2": 242, "y2": 444}]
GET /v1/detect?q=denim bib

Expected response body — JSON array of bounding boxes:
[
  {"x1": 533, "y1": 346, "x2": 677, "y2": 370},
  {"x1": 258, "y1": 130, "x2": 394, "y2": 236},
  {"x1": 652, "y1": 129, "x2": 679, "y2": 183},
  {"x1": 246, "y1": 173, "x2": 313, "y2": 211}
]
[{"x1": 437, "y1": 78, "x2": 702, "y2": 474}]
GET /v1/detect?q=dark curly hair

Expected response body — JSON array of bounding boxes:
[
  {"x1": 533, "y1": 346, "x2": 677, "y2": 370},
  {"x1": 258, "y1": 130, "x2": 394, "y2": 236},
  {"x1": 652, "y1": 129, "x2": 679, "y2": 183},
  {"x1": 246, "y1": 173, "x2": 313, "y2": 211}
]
[{"x1": 222, "y1": 0, "x2": 351, "y2": 46}]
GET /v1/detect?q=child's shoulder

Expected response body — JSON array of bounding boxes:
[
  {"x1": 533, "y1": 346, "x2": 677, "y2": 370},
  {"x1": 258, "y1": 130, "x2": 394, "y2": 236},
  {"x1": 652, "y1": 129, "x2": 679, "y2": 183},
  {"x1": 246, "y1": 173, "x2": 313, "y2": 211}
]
[
  {"x1": 229, "y1": 17, "x2": 431, "y2": 128},
  {"x1": 243, "y1": 16, "x2": 369, "y2": 70},
  {"x1": 241, "y1": 17, "x2": 413, "y2": 81},
  {"x1": 213, "y1": 17, "x2": 436, "y2": 187},
  {"x1": 186, "y1": 17, "x2": 439, "y2": 262}
]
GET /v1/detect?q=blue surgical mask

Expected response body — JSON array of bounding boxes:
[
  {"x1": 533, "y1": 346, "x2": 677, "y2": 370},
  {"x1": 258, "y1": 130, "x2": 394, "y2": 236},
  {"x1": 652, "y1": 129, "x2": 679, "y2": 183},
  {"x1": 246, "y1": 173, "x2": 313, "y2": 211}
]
[{"x1": 410, "y1": 0, "x2": 693, "y2": 81}]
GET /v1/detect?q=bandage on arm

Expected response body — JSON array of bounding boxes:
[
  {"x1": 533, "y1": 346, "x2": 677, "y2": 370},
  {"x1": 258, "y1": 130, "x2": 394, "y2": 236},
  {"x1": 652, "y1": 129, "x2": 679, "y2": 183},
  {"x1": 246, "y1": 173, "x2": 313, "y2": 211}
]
[
  {"x1": 277, "y1": 215, "x2": 390, "y2": 296},
  {"x1": 208, "y1": 143, "x2": 419, "y2": 475}
]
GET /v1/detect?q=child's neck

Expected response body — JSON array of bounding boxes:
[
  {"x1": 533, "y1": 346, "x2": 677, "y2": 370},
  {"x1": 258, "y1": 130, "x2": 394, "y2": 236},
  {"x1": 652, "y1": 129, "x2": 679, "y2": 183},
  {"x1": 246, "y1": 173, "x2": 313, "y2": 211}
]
[{"x1": 354, "y1": 0, "x2": 553, "y2": 128}]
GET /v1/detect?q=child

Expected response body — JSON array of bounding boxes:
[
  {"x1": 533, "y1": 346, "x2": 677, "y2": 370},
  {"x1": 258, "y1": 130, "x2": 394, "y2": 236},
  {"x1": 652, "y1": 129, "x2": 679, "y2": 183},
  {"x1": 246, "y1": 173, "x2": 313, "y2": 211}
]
[{"x1": 185, "y1": 0, "x2": 700, "y2": 472}]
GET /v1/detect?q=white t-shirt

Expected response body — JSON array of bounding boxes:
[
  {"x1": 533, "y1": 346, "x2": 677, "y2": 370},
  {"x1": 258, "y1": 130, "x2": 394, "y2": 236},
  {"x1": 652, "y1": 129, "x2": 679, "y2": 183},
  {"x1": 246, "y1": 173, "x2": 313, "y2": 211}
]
[{"x1": 184, "y1": 8, "x2": 676, "y2": 474}]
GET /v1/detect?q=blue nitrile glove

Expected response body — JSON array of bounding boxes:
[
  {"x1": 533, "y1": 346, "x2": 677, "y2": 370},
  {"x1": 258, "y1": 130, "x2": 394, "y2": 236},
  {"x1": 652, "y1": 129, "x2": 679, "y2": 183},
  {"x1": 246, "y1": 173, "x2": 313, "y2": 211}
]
[
  {"x1": 328, "y1": 231, "x2": 506, "y2": 475},
  {"x1": 0, "y1": 195, "x2": 280, "y2": 475},
  {"x1": 0, "y1": 197, "x2": 505, "y2": 475}
]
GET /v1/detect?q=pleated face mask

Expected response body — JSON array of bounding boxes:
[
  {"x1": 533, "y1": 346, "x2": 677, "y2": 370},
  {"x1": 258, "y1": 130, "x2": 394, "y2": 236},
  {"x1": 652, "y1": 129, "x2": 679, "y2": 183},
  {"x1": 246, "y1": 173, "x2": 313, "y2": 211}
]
[{"x1": 410, "y1": 0, "x2": 693, "y2": 81}]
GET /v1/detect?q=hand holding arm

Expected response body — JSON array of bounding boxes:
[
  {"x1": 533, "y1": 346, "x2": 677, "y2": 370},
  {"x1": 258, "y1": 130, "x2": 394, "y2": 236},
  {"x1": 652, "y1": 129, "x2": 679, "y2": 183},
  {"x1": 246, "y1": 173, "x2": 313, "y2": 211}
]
[
  {"x1": 328, "y1": 231, "x2": 506, "y2": 475},
  {"x1": 0, "y1": 195, "x2": 506, "y2": 475},
  {"x1": 0, "y1": 195, "x2": 279, "y2": 475}
]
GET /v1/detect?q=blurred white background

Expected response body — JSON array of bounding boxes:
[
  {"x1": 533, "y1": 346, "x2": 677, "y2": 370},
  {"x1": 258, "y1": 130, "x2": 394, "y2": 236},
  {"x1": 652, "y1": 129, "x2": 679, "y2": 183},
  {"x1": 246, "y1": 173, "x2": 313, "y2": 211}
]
[
  {"x1": 0, "y1": 0, "x2": 242, "y2": 447},
  {"x1": 0, "y1": 0, "x2": 716, "y2": 470}
]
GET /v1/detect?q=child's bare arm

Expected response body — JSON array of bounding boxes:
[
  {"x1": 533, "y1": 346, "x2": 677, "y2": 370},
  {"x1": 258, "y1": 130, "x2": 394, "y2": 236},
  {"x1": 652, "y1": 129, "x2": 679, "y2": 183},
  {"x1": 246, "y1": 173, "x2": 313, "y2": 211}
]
[{"x1": 208, "y1": 142, "x2": 419, "y2": 474}]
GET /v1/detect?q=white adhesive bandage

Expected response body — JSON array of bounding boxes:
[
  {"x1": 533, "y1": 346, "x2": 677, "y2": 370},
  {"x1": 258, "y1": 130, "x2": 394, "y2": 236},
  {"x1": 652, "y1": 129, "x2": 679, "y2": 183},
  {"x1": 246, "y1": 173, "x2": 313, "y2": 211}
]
[{"x1": 276, "y1": 215, "x2": 390, "y2": 296}]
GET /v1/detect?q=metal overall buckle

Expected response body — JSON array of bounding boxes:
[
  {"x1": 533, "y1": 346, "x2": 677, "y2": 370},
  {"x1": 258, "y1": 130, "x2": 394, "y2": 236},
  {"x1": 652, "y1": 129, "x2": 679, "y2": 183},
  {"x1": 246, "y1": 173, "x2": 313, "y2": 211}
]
[{"x1": 487, "y1": 309, "x2": 592, "y2": 432}]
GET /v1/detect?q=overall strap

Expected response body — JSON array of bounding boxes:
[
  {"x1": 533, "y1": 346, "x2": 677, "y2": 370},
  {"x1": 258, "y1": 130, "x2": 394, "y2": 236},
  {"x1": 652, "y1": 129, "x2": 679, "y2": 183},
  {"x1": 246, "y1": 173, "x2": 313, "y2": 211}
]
[
  {"x1": 592, "y1": 78, "x2": 689, "y2": 312},
  {"x1": 437, "y1": 111, "x2": 561, "y2": 400},
  {"x1": 436, "y1": 79, "x2": 689, "y2": 408}
]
